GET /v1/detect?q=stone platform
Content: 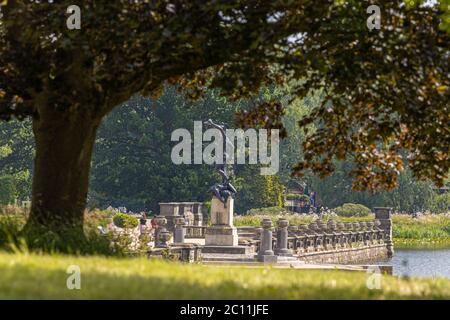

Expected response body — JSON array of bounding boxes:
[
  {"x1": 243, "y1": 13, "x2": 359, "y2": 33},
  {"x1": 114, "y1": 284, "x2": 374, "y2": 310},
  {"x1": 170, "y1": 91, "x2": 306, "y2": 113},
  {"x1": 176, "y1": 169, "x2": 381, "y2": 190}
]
[{"x1": 202, "y1": 245, "x2": 254, "y2": 254}]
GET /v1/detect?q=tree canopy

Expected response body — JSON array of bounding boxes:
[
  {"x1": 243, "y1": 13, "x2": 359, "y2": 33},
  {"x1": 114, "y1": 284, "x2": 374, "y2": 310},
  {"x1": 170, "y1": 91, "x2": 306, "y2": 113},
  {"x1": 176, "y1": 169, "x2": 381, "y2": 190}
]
[
  {"x1": 0, "y1": 1, "x2": 448, "y2": 245},
  {"x1": 2, "y1": 1, "x2": 448, "y2": 191}
]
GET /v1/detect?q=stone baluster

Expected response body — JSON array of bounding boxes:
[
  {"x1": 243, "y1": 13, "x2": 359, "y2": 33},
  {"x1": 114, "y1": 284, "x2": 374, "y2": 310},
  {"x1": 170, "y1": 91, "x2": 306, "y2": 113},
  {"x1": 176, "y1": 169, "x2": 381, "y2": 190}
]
[
  {"x1": 337, "y1": 222, "x2": 346, "y2": 247},
  {"x1": 374, "y1": 207, "x2": 394, "y2": 257},
  {"x1": 308, "y1": 222, "x2": 318, "y2": 251},
  {"x1": 276, "y1": 218, "x2": 292, "y2": 256},
  {"x1": 366, "y1": 221, "x2": 375, "y2": 244},
  {"x1": 288, "y1": 225, "x2": 299, "y2": 252},
  {"x1": 174, "y1": 217, "x2": 186, "y2": 244},
  {"x1": 359, "y1": 222, "x2": 366, "y2": 244},
  {"x1": 155, "y1": 216, "x2": 168, "y2": 247},
  {"x1": 257, "y1": 219, "x2": 277, "y2": 263},
  {"x1": 352, "y1": 222, "x2": 360, "y2": 245},
  {"x1": 374, "y1": 219, "x2": 383, "y2": 242},
  {"x1": 327, "y1": 220, "x2": 337, "y2": 249},
  {"x1": 345, "y1": 222, "x2": 354, "y2": 246}
]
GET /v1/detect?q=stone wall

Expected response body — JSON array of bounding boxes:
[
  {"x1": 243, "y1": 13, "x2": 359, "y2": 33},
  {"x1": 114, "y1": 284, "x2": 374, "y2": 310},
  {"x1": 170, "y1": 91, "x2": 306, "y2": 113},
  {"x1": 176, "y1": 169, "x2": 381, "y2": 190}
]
[{"x1": 298, "y1": 244, "x2": 389, "y2": 264}]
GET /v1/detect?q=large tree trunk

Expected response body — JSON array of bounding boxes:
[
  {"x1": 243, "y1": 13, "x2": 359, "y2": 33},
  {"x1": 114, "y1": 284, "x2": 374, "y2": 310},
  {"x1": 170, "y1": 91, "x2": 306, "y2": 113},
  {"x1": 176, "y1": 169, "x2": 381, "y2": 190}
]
[{"x1": 23, "y1": 108, "x2": 102, "y2": 250}]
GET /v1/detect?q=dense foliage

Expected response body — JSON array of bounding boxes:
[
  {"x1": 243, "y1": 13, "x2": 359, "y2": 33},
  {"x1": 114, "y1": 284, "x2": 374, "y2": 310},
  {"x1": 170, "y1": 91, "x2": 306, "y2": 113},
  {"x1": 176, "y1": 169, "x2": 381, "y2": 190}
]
[
  {"x1": 112, "y1": 213, "x2": 139, "y2": 229},
  {"x1": 0, "y1": 85, "x2": 447, "y2": 214},
  {"x1": 333, "y1": 203, "x2": 372, "y2": 217}
]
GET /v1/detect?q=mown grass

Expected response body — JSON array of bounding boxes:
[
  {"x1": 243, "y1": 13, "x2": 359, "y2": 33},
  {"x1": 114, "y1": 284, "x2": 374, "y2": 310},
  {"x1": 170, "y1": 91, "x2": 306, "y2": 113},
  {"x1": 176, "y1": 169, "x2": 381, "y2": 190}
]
[{"x1": 1, "y1": 252, "x2": 450, "y2": 299}]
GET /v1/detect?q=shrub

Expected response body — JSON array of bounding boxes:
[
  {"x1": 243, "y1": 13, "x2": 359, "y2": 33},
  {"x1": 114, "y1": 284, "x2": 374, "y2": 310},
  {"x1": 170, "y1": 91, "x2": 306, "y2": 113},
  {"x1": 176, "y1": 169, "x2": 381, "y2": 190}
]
[
  {"x1": 426, "y1": 193, "x2": 450, "y2": 214},
  {"x1": 0, "y1": 176, "x2": 16, "y2": 205},
  {"x1": 333, "y1": 203, "x2": 372, "y2": 217},
  {"x1": 112, "y1": 213, "x2": 139, "y2": 229},
  {"x1": 84, "y1": 209, "x2": 113, "y2": 229},
  {"x1": 286, "y1": 194, "x2": 310, "y2": 202}
]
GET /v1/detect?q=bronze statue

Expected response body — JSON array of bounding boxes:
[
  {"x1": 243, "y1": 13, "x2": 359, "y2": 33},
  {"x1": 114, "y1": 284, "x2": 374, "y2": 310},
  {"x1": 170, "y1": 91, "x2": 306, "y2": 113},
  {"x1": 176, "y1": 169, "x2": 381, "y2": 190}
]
[{"x1": 203, "y1": 119, "x2": 236, "y2": 207}]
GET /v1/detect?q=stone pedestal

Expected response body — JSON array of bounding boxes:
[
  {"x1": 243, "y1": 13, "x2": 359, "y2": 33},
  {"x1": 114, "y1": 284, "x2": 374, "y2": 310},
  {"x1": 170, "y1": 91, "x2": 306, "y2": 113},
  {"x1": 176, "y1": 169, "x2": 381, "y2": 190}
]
[
  {"x1": 193, "y1": 203, "x2": 204, "y2": 226},
  {"x1": 374, "y1": 207, "x2": 394, "y2": 258},
  {"x1": 158, "y1": 202, "x2": 180, "y2": 232},
  {"x1": 257, "y1": 219, "x2": 277, "y2": 263},
  {"x1": 173, "y1": 217, "x2": 186, "y2": 244},
  {"x1": 275, "y1": 218, "x2": 293, "y2": 256},
  {"x1": 205, "y1": 196, "x2": 238, "y2": 246},
  {"x1": 203, "y1": 196, "x2": 251, "y2": 254}
]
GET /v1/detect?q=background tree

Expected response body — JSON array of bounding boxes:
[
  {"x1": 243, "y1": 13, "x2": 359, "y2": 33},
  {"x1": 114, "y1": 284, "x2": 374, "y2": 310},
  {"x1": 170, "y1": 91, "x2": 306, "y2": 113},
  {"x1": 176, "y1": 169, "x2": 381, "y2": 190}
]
[{"x1": 0, "y1": 1, "x2": 448, "y2": 249}]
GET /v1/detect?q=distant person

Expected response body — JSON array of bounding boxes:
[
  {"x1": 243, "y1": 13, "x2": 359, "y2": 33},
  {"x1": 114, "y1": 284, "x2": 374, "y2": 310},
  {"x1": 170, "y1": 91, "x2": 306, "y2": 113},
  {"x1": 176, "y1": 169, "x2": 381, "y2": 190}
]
[
  {"x1": 139, "y1": 212, "x2": 147, "y2": 235},
  {"x1": 310, "y1": 191, "x2": 316, "y2": 207},
  {"x1": 151, "y1": 216, "x2": 157, "y2": 229}
]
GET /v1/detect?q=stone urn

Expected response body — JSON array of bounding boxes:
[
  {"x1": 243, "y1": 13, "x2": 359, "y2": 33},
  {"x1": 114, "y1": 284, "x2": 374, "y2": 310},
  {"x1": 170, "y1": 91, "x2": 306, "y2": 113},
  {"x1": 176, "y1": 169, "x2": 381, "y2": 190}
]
[
  {"x1": 345, "y1": 222, "x2": 354, "y2": 231},
  {"x1": 156, "y1": 216, "x2": 168, "y2": 229},
  {"x1": 374, "y1": 219, "x2": 382, "y2": 230},
  {"x1": 277, "y1": 218, "x2": 289, "y2": 229},
  {"x1": 316, "y1": 220, "x2": 326, "y2": 232},
  {"x1": 159, "y1": 231, "x2": 171, "y2": 248},
  {"x1": 366, "y1": 221, "x2": 375, "y2": 230},
  {"x1": 261, "y1": 218, "x2": 273, "y2": 230},
  {"x1": 337, "y1": 222, "x2": 346, "y2": 231},
  {"x1": 359, "y1": 221, "x2": 367, "y2": 231},
  {"x1": 174, "y1": 217, "x2": 186, "y2": 226},
  {"x1": 308, "y1": 222, "x2": 318, "y2": 232},
  {"x1": 288, "y1": 225, "x2": 299, "y2": 234},
  {"x1": 298, "y1": 224, "x2": 308, "y2": 234},
  {"x1": 352, "y1": 222, "x2": 360, "y2": 231},
  {"x1": 327, "y1": 220, "x2": 337, "y2": 232}
]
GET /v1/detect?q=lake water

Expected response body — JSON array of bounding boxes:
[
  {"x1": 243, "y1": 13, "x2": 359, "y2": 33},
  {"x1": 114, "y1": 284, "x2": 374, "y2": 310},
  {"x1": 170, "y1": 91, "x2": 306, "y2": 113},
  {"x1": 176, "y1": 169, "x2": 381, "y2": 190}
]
[{"x1": 379, "y1": 248, "x2": 450, "y2": 279}]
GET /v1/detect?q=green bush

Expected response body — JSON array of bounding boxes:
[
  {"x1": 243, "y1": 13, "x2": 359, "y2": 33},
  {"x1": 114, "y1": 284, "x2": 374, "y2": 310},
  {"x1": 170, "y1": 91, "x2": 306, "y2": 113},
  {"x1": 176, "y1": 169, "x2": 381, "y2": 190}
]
[
  {"x1": 112, "y1": 213, "x2": 139, "y2": 229},
  {"x1": 286, "y1": 194, "x2": 310, "y2": 202},
  {"x1": 426, "y1": 193, "x2": 450, "y2": 214},
  {"x1": 333, "y1": 203, "x2": 372, "y2": 217},
  {"x1": 0, "y1": 176, "x2": 16, "y2": 205}
]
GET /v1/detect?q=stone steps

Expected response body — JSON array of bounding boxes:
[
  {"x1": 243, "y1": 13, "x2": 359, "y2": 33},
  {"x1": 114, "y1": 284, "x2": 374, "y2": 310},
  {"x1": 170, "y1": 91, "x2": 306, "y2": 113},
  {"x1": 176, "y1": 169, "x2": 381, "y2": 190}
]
[{"x1": 202, "y1": 253, "x2": 256, "y2": 263}]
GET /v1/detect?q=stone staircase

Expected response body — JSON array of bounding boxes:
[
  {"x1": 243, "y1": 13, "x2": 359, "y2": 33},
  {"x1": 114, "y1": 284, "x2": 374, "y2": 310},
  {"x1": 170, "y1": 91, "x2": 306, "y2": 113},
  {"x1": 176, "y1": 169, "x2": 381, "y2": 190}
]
[{"x1": 201, "y1": 253, "x2": 306, "y2": 267}]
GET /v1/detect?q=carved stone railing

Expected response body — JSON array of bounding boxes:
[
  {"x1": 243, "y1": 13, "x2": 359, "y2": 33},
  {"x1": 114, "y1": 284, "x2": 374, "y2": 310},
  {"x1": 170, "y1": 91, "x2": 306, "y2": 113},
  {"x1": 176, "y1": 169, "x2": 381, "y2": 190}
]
[
  {"x1": 158, "y1": 202, "x2": 207, "y2": 231},
  {"x1": 284, "y1": 219, "x2": 387, "y2": 255},
  {"x1": 184, "y1": 225, "x2": 207, "y2": 238}
]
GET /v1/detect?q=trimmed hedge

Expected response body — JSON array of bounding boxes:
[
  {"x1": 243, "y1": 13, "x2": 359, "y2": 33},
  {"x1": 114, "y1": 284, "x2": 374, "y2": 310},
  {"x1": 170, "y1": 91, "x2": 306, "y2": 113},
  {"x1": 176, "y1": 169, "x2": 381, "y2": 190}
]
[
  {"x1": 113, "y1": 213, "x2": 139, "y2": 229},
  {"x1": 333, "y1": 203, "x2": 372, "y2": 217}
]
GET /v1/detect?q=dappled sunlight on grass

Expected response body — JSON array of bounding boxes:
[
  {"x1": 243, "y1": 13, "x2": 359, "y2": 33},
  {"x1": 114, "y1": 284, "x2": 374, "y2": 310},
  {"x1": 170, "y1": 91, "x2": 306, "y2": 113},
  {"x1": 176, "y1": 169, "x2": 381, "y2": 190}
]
[{"x1": 1, "y1": 252, "x2": 450, "y2": 299}]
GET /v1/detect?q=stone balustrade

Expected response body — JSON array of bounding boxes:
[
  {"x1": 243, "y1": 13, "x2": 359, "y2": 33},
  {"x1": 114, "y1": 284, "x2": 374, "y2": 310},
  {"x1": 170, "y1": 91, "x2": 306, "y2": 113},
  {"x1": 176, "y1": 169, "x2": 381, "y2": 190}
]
[
  {"x1": 158, "y1": 202, "x2": 205, "y2": 231},
  {"x1": 151, "y1": 206, "x2": 393, "y2": 264},
  {"x1": 284, "y1": 218, "x2": 386, "y2": 256},
  {"x1": 184, "y1": 225, "x2": 207, "y2": 238}
]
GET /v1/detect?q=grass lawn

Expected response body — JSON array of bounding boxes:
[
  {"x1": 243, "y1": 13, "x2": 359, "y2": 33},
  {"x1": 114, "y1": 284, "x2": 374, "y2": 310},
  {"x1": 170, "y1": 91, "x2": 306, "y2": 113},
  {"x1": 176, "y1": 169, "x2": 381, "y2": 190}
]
[
  {"x1": 392, "y1": 214, "x2": 450, "y2": 248},
  {"x1": 1, "y1": 252, "x2": 450, "y2": 299}
]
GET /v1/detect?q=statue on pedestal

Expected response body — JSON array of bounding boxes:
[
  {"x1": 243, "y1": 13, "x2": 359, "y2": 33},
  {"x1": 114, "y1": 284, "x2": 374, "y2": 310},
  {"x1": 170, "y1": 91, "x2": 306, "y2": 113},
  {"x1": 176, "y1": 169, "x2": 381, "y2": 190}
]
[{"x1": 204, "y1": 119, "x2": 236, "y2": 207}]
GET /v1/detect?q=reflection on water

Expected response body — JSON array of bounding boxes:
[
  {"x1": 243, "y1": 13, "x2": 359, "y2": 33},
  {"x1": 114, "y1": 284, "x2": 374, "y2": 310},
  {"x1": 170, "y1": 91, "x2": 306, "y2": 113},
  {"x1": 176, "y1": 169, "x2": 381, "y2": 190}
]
[{"x1": 383, "y1": 248, "x2": 450, "y2": 279}]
